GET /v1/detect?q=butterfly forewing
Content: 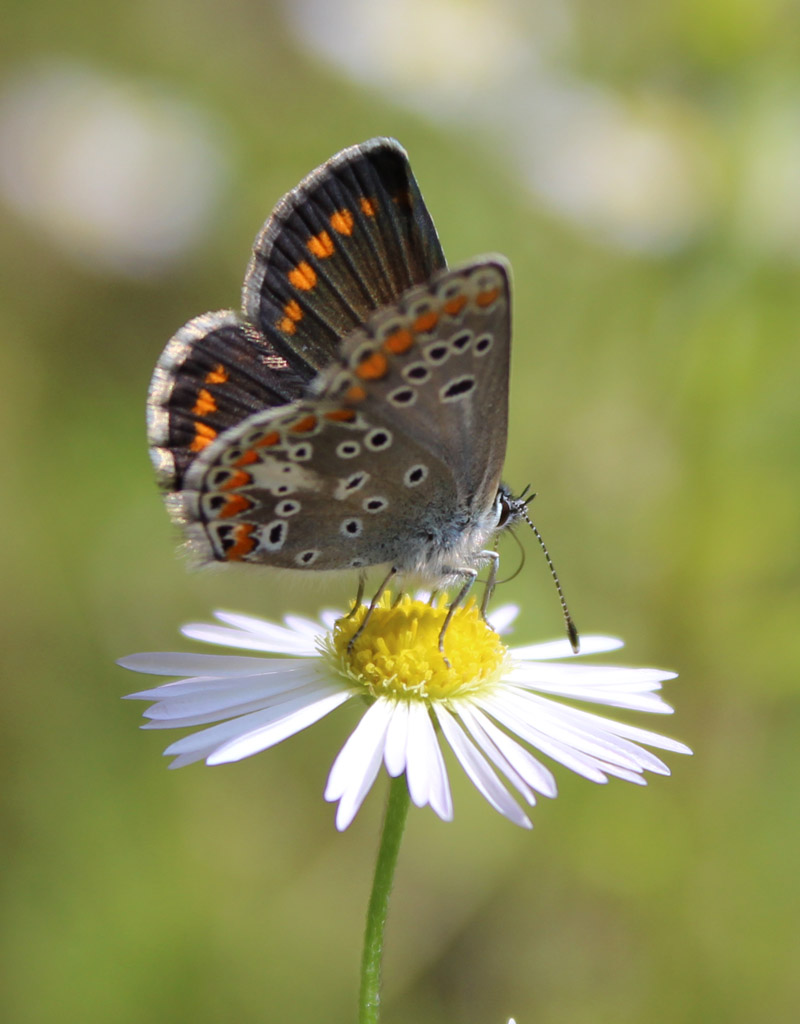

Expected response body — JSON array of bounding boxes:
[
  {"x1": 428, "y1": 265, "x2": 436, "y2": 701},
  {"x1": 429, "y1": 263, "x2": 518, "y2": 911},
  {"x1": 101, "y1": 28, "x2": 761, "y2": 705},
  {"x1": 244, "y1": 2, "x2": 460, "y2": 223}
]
[
  {"x1": 149, "y1": 139, "x2": 444, "y2": 499},
  {"x1": 243, "y1": 138, "x2": 446, "y2": 374},
  {"x1": 148, "y1": 311, "x2": 313, "y2": 492}
]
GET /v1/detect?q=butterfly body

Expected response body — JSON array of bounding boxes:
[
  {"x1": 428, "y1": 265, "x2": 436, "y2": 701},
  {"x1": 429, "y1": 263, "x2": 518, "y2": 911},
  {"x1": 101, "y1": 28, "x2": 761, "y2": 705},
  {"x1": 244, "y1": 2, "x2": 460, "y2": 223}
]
[{"x1": 148, "y1": 139, "x2": 520, "y2": 595}]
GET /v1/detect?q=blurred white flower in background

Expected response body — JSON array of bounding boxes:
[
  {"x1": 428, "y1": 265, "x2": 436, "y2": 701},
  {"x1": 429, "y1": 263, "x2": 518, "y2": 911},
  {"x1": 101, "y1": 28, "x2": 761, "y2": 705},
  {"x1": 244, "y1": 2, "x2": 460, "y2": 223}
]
[
  {"x1": 514, "y1": 76, "x2": 710, "y2": 253},
  {"x1": 284, "y1": 0, "x2": 545, "y2": 106},
  {"x1": 0, "y1": 63, "x2": 228, "y2": 277},
  {"x1": 283, "y1": 0, "x2": 712, "y2": 254},
  {"x1": 735, "y1": 93, "x2": 800, "y2": 261}
]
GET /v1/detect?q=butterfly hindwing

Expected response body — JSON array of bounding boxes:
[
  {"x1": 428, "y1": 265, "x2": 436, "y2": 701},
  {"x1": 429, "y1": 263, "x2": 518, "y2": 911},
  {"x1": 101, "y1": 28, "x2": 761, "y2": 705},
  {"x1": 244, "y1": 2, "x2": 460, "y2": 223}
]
[
  {"x1": 318, "y1": 257, "x2": 512, "y2": 515},
  {"x1": 178, "y1": 396, "x2": 458, "y2": 570}
]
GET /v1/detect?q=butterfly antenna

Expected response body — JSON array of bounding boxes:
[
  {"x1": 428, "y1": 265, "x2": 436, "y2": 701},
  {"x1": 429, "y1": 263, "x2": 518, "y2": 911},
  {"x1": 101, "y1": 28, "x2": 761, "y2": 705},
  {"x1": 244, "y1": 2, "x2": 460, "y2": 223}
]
[{"x1": 517, "y1": 498, "x2": 580, "y2": 652}]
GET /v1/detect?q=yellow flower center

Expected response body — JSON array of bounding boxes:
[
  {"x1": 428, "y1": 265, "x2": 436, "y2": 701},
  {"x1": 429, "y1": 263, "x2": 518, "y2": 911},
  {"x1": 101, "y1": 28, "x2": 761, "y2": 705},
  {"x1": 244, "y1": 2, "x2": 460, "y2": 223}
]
[{"x1": 326, "y1": 594, "x2": 509, "y2": 700}]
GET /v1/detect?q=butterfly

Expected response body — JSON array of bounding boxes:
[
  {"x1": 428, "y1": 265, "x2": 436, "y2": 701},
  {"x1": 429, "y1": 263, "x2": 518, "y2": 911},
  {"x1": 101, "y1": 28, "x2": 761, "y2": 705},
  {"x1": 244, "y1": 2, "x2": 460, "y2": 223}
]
[{"x1": 147, "y1": 138, "x2": 575, "y2": 651}]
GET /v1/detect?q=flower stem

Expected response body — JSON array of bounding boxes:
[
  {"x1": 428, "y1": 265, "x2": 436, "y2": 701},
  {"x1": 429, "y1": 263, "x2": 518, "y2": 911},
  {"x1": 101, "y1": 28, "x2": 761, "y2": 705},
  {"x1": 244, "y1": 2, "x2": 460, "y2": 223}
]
[{"x1": 359, "y1": 774, "x2": 411, "y2": 1024}]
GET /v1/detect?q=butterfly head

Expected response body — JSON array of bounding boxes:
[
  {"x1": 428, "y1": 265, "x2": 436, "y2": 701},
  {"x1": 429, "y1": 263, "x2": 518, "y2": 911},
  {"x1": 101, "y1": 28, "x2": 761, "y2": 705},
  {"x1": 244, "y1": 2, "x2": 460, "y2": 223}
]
[{"x1": 494, "y1": 482, "x2": 529, "y2": 533}]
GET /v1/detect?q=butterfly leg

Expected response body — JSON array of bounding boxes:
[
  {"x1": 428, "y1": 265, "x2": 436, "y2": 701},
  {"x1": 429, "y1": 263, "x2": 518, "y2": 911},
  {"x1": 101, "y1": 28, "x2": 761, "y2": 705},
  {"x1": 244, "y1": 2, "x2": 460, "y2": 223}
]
[
  {"x1": 338, "y1": 571, "x2": 367, "y2": 623},
  {"x1": 479, "y1": 550, "x2": 500, "y2": 620},
  {"x1": 438, "y1": 568, "x2": 479, "y2": 668},
  {"x1": 390, "y1": 590, "x2": 406, "y2": 609},
  {"x1": 347, "y1": 566, "x2": 399, "y2": 653}
]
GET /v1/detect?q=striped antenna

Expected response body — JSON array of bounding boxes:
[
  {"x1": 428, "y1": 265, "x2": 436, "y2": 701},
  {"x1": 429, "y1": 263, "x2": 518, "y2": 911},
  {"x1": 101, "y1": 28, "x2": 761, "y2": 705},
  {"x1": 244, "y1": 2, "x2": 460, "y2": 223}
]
[{"x1": 516, "y1": 495, "x2": 580, "y2": 652}]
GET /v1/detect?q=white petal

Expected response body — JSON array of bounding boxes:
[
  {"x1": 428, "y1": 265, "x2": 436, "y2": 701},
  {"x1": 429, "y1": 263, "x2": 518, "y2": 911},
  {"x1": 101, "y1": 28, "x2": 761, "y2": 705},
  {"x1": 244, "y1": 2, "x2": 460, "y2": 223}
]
[
  {"x1": 510, "y1": 635, "x2": 624, "y2": 660},
  {"x1": 496, "y1": 690, "x2": 644, "y2": 760},
  {"x1": 208, "y1": 689, "x2": 350, "y2": 764},
  {"x1": 505, "y1": 664, "x2": 676, "y2": 713},
  {"x1": 512, "y1": 684, "x2": 672, "y2": 715},
  {"x1": 455, "y1": 705, "x2": 536, "y2": 804},
  {"x1": 183, "y1": 617, "x2": 317, "y2": 655},
  {"x1": 167, "y1": 750, "x2": 212, "y2": 769},
  {"x1": 325, "y1": 700, "x2": 393, "y2": 801},
  {"x1": 326, "y1": 700, "x2": 394, "y2": 830},
  {"x1": 486, "y1": 603, "x2": 519, "y2": 634},
  {"x1": 143, "y1": 702, "x2": 271, "y2": 729},
  {"x1": 480, "y1": 687, "x2": 683, "y2": 783},
  {"x1": 283, "y1": 613, "x2": 328, "y2": 638},
  {"x1": 595, "y1": 761, "x2": 649, "y2": 784},
  {"x1": 479, "y1": 693, "x2": 611, "y2": 783},
  {"x1": 508, "y1": 662, "x2": 675, "y2": 688},
  {"x1": 319, "y1": 609, "x2": 342, "y2": 630},
  {"x1": 536, "y1": 700, "x2": 693, "y2": 756},
  {"x1": 383, "y1": 700, "x2": 410, "y2": 777},
  {"x1": 513, "y1": 696, "x2": 667, "y2": 773},
  {"x1": 466, "y1": 706, "x2": 558, "y2": 798},
  {"x1": 118, "y1": 652, "x2": 290, "y2": 677},
  {"x1": 212, "y1": 609, "x2": 309, "y2": 637},
  {"x1": 141, "y1": 671, "x2": 328, "y2": 728},
  {"x1": 163, "y1": 684, "x2": 345, "y2": 759},
  {"x1": 126, "y1": 663, "x2": 319, "y2": 702},
  {"x1": 160, "y1": 689, "x2": 350, "y2": 768},
  {"x1": 434, "y1": 705, "x2": 532, "y2": 828},
  {"x1": 405, "y1": 702, "x2": 452, "y2": 821}
]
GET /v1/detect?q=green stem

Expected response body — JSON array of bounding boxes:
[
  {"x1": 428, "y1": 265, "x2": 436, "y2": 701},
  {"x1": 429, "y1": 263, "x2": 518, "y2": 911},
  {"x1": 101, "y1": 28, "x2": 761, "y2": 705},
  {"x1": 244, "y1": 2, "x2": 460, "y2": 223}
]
[{"x1": 359, "y1": 774, "x2": 411, "y2": 1024}]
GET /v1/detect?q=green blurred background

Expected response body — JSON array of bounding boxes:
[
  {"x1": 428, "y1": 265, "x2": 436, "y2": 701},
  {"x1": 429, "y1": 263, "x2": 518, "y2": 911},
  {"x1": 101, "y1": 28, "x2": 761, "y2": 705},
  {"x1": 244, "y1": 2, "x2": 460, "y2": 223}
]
[{"x1": 1, "y1": 2, "x2": 798, "y2": 1022}]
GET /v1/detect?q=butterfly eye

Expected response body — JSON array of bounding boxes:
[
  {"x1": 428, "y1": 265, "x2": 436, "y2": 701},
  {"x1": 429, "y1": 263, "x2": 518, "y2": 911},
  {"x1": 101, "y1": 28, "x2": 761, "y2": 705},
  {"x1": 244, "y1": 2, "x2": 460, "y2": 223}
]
[{"x1": 496, "y1": 490, "x2": 515, "y2": 529}]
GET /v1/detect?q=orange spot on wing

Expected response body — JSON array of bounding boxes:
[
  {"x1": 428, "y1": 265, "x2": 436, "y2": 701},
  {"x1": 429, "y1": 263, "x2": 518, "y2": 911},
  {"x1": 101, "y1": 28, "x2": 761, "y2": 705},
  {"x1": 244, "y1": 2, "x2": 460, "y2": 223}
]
[
  {"x1": 307, "y1": 230, "x2": 334, "y2": 258},
  {"x1": 278, "y1": 299, "x2": 304, "y2": 334},
  {"x1": 324, "y1": 408, "x2": 357, "y2": 422},
  {"x1": 219, "y1": 494, "x2": 252, "y2": 519},
  {"x1": 355, "y1": 351, "x2": 388, "y2": 381},
  {"x1": 226, "y1": 523, "x2": 257, "y2": 561},
  {"x1": 192, "y1": 388, "x2": 217, "y2": 417},
  {"x1": 444, "y1": 295, "x2": 467, "y2": 316},
  {"x1": 344, "y1": 384, "x2": 366, "y2": 403},
  {"x1": 383, "y1": 329, "x2": 413, "y2": 354},
  {"x1": 289, "y1": 414, "x2": 317, "y2": 433},
  {"x1": 288, "y1": 261, "x2": 317, "y2": 290},
  {"x1": 255, "y1": 431, "x2": 281, "y2": 448},
  {"x1": 234, "y1": 449, "x2": 259, "y2": 467},
  {"x1": 330, "y1": 209, "x2": 354, "y2": 235},
  {"x1": 413, "y1": 311, "x2": 438, "y2": 334},
  {"x1": 205, "y1": 363, "x2": 228, "y2": 384},
  {"x1": 190, "y1": 422, "x2": 217, "y2": 452},
  {"x1": 392, "y1": 190, "x2": 412, "y2": 209},
  {"x1": 359, "y1": 196, "x2": 377, "y2": 216},
  {"x1": 221, "y1": 470, "x2": 252, "y2": 491},
  {"x1": 476, "y1": 288, "x2": 500, "y2": 308}
]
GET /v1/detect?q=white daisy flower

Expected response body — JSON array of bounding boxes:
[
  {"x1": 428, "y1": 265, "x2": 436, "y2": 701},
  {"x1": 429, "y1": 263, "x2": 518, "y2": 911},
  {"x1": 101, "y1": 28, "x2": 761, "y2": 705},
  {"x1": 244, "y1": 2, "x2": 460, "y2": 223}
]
[{"x1": 119, "y1": 596, "x2": 691, "y2": 830}]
